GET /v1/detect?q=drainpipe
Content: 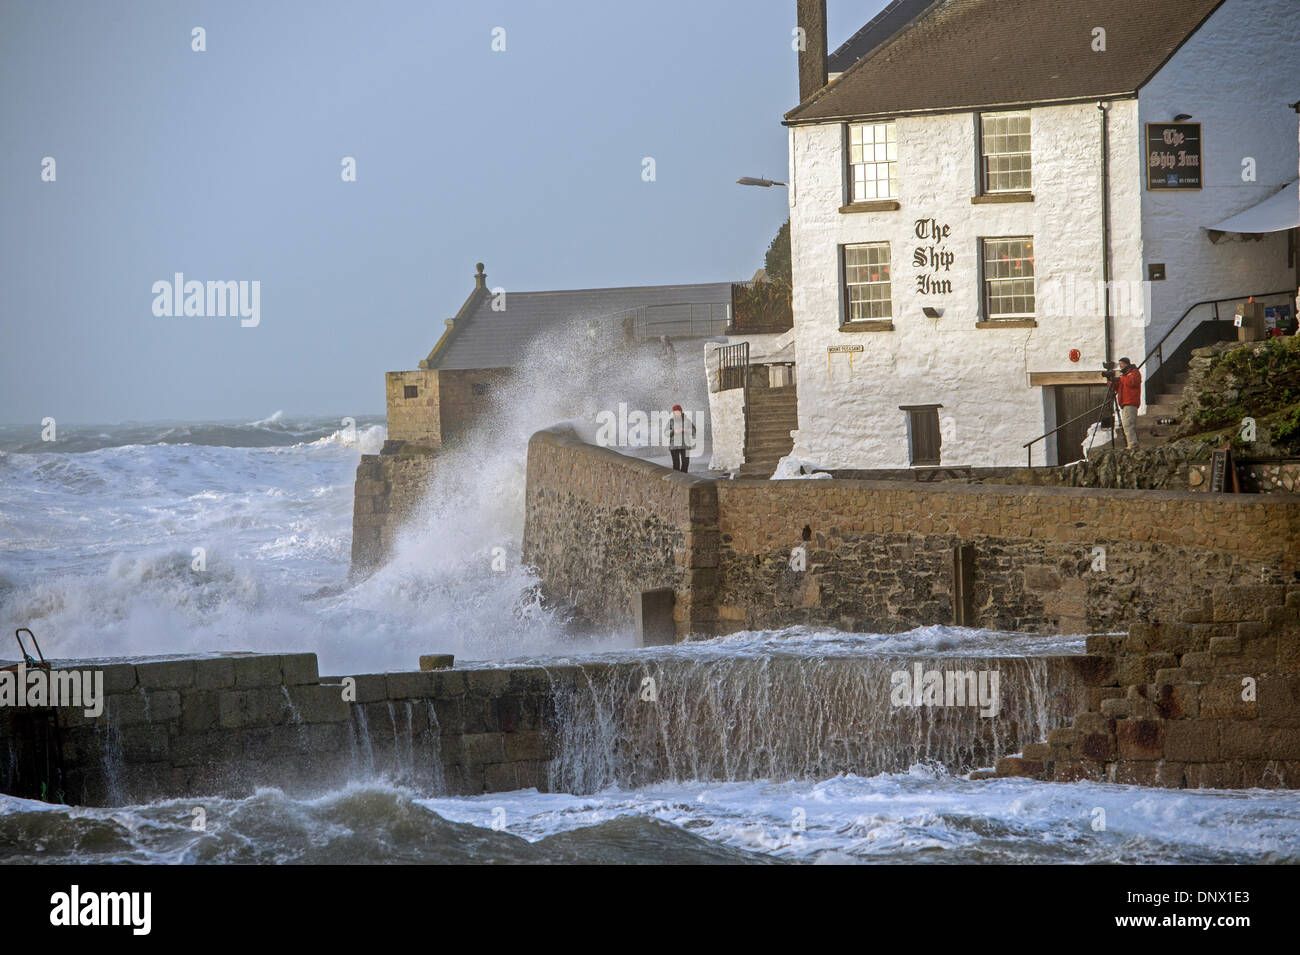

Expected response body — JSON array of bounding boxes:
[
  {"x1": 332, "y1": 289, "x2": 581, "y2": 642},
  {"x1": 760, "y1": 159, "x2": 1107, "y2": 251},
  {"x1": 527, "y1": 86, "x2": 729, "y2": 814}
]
[{"x1": 1098, "y1": 101, "x2": 1115, "y2": 373}]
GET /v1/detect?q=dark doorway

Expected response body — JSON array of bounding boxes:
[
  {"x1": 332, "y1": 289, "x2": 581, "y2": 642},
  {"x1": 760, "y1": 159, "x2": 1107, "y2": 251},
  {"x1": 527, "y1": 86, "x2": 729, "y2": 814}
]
[
  {"x1": 1052, "y1": 385, "x2": 1109, "y2": 464},
  {"x1": 636, "y1": 589, "x2": 676, "y2": 647},
  {"x1": 901, "y1": 405, "x2": 942, "y2": 466}
]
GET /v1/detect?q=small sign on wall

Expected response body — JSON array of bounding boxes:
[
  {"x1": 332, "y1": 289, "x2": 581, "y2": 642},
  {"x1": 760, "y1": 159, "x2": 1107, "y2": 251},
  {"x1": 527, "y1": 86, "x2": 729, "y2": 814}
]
[
  {"x1": 1146, "y1": 123, "x2": 1202, "y2": 190},
  {"x1": 827, "y1": 343, "x2": 864, "y2": 379}
]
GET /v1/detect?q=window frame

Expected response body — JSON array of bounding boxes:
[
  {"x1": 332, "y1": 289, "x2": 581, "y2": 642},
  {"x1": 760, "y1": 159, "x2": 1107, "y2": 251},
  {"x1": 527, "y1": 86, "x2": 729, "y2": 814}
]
[
  {"x1": 978, "y1": 110, "x2": 1032, "y2": 195},
  {"x1": 979, "y1": 235, "x2": 1036, "y2": 322},
  {"x1": 845, "y1": 120, "x2": 899, "y2": 204},
  {"x1": 840, "y1": 241, "x2": 894, "y2": 325}
]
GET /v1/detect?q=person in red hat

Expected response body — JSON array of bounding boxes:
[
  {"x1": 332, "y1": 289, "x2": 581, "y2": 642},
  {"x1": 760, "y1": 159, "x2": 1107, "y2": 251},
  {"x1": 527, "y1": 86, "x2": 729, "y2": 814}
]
[
  {"x1": 1108, "y1": 357, "x2": 1143, "y2": 449},
  {"x1": 666, "y1": 404, "x2": 696, "y2": 472}
]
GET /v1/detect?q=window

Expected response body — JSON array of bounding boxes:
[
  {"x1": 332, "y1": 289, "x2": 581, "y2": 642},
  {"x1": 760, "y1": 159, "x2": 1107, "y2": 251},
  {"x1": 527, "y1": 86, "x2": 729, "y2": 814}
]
[
  {"x1": 981, "y1": 237, "x2": 1035, "y2": 320},
  {"x1": 843, "y1": 243, "x2": 892, "y2": 322},
  {"x1": 980, "y1": 111, "x2": 1031, "y2": 193},
  {"x1": 902, "y1": 405, "x2": 942, "y2": 466},
  {"x1": 403, "y1": 385, "x2": 419, "y2": 399},
  {"x1": 848, "y1": 122, "x2": 897, "y2": 201}
]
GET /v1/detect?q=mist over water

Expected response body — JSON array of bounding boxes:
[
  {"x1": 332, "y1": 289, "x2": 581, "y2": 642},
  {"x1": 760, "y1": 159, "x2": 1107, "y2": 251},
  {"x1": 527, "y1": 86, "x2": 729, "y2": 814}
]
[
  {"x1": 0, "y1": 319, "x2": 709, "y2": 673},
  {"x1": 349, "y1": 320, "x2": 712, "y2": 665}
]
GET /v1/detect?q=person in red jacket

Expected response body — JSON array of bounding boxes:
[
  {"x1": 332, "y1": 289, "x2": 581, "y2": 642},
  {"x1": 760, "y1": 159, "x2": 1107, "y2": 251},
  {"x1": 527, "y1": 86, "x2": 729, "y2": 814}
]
[{"x1": 1109, "y1": 357, "x2": 1143, "y2": 449}]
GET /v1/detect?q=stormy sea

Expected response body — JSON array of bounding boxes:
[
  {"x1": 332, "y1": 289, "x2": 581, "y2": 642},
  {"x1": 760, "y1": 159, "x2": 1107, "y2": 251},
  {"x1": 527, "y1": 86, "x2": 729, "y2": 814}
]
[{"x1": 4, "y1": 312, "x2": 1300, "y2": 869}]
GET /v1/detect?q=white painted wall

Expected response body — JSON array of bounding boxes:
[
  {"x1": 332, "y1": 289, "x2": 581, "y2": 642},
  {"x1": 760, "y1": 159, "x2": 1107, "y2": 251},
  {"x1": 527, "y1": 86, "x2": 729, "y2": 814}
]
[
  {"x1": 703, "y1": 333, "x2": 796, "y2": 470},
  {"x1": 708, "y1": 388, "x2": 746, "y2": 471},
  {"x1": 788, "y1": 100, "x2": 1145, "y2": 468},
  {"x1": 704, "y1": 340, "x2": 746, "y2": 471},
  {"x1": 785, "y1": 0, "x2": 1300, "y2": 469},
  {"x1": 1137, "y1": 0, "x2": 1300, "y2": 359}
]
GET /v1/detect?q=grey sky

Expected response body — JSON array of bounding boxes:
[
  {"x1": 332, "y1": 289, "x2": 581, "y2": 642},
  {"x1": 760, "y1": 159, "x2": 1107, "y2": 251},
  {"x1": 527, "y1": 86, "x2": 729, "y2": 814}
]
[{"x1": 0, "y1": 0, "x2": 884, "y2": 424}]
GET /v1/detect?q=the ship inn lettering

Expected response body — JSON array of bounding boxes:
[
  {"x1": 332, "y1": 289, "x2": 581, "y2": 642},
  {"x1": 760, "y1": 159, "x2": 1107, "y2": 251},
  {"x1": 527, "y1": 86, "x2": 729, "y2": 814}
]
[{"x1": 913, "y1": 218, "x2": 954, "y2": 295}]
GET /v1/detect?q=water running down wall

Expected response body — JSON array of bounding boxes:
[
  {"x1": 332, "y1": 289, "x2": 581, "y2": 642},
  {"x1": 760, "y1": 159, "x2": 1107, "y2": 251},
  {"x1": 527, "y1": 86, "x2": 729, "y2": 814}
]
[{"x1": 0, "y1": 650, "x2": 1090, "y2": 805}]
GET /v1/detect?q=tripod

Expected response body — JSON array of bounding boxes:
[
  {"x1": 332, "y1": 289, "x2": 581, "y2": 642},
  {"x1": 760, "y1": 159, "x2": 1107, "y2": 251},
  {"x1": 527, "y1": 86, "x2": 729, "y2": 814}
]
[{"x1": 1083, "y1": 386, "x2": 1128, "y2": 457}]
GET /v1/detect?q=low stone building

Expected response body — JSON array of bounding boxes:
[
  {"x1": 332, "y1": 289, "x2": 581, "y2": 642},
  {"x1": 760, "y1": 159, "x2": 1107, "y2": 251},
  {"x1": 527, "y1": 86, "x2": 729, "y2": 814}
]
[
  {"x1": 382, "y1": 263, "x2": 734, "y2": 453},
  {"x1": 352, "y1": 264, "x2": 736, "y2": 569}
]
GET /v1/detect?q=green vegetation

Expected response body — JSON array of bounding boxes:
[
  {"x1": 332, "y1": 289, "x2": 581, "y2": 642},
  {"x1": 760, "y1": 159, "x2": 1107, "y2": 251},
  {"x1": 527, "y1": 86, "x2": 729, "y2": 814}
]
[
  {"x1": 764, "y1": 219, "x2": 791, "y2": 290},
  {"x1": 732, "y1": 279, "x2": 792, "y2": 330},
  {"x1": 1180, "y1": 335, "x2": 1300, "y2": 454}
]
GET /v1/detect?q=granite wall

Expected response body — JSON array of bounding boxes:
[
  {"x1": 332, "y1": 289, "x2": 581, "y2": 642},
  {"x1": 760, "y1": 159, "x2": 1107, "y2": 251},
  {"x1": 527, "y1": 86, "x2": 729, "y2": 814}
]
[
  {"x1": 523, "y1": 432, "x2": 1300, "y2": 637},
  {"x1": 0, "y1": 653, "x2": 581, "y2": 806},
  {"x1": 996, "y1": 583, "x2": 1300, "y2": 789},
  {"x1": 523, "y1": 428, "x2": 719, "y2": 638},
  {"x1": 713, "y1": 479, "x2": 1300, "y2": 635},
  {"x1": 350, "y1": 451, "x2": 437, "y2": 571}
]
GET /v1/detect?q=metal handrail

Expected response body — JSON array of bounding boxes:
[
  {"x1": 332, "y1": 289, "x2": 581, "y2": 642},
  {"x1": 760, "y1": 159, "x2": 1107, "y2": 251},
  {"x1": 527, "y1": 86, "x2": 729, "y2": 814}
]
[
  {"x1": 1137, "y1": 289, "x2": 1293, "y2": 376},
  {"x1": 1022, "y1": 398, "x2": 1114, "y2": 467},
  {"x1": 1021, "y1": 288, "x2": 1292, "y2": 466}
]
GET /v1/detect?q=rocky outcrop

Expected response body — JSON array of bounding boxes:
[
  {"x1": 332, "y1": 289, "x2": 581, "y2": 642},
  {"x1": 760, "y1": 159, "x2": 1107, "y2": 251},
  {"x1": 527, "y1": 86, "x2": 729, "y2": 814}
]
[
  {"x1": 1176, "y1": 336, "x2": 1300, "y2": 456},
  {"x1": 1063, "y1": 441, "x2": 1215, "y2": 490}
]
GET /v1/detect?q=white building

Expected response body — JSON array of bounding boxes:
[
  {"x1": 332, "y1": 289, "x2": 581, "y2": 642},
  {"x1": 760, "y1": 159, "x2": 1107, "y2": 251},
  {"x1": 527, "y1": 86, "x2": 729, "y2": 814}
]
[{"x1": 784, "y1": 0, "x2": 1300, "y2": 468}]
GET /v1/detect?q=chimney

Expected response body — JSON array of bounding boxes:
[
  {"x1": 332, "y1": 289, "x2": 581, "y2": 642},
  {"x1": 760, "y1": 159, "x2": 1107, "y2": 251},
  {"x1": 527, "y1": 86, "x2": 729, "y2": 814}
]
[
  {"x1": 474, "y1": 262, "x2": 487, "y2": 290},
  {"x1": 796, "y1": 0, "x2": 827, "y2": 102}
]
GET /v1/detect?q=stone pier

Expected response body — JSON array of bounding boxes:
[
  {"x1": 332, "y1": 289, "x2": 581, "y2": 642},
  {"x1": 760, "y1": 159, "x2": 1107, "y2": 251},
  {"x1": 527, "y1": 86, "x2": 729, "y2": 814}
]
[{"x1": 1, "y1": 650, "x2": 1097, "y2": 805}]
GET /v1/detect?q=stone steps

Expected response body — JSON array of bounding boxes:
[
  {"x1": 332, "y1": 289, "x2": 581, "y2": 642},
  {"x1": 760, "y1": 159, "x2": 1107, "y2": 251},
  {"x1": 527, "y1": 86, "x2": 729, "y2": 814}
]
[
  {"x1": 992, "y1": 583, "x2": 1300, "y2": 788},
  {"x1": 1129, "y1": 372, "x2": 1194, "y2": 446},
  {"x1": 742, "y1": 385, "x2": 799, "y2": 477}
]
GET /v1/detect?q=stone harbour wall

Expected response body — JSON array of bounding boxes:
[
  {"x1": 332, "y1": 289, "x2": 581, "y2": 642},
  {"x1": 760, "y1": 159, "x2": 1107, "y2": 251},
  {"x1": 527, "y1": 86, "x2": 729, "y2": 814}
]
[
  {"x1": 522, "y1": 432, "x2": 1300, "y2": 637},
  {"x1": 996, "y1": 584, "x2": 1300, "y2": 789},
  {"x1": 3, "y1": 653, "x2": 343, "y2": 806},
  {"x1": 4, "y1": 646, "x2": 1117, "y2": 804},
  {"x1": 0, "y1": 653, "x2": 599, "y2": 806},
  {"x1": 350, "y1": 451, "x2": 437, "y2": 571},
  {"x1": 714, "y1": 479, "x2": 1300, "y2": 635},
  {"x1": 0, "y1": 649, "x2": 1100, "y2": 804},
  {"x1": 523, "y1": 428, "x2": 719, "y2": 637}
]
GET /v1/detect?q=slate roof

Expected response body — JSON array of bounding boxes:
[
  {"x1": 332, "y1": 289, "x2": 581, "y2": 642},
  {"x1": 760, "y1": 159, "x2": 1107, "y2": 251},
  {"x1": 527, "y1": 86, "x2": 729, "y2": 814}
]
[
  {"x1": 788, "y1": 0, "x2": 1228, "y2": 124},
  {"x1": 425, "y1": 280, "x2": 736, "y2": 371},
  {"x1": 826, "y1": 0, "x2": 943, "y2": 75}
]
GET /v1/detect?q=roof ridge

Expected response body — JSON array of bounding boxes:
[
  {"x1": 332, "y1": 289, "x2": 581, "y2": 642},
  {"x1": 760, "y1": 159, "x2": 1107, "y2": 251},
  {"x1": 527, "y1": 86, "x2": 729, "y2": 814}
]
[
  {"x1": 478, "y1": 280, "x2": 740, "y2": 297},
  {"x1": 827, "y1": 0, "x2": 945, "y2": 70},
  {"x1": 789, "y1": 0, "x2": 949, "y2": 120},
  {"x1": 786, "y1": 0, "x2": 1230, "y2": 126}
]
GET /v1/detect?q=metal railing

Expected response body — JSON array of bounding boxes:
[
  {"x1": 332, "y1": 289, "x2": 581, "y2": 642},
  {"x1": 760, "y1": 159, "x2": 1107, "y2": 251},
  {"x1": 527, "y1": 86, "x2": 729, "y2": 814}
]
[
  {"x1": 1137, "y1": 289, "x2": 1293, "y2": 382},
  {"x1": 716, "y1": 342, "x2": 749, "y2": 392},
  {"x1": 1022, "y1": 397, "x2": 1114, "y2": 468},
  {"x1": 1021, "y1": 288, "x2": 1293, "y2": 466},
  {"x1": 627, "y1": 302, "x2": 731, "y2": 342}
]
